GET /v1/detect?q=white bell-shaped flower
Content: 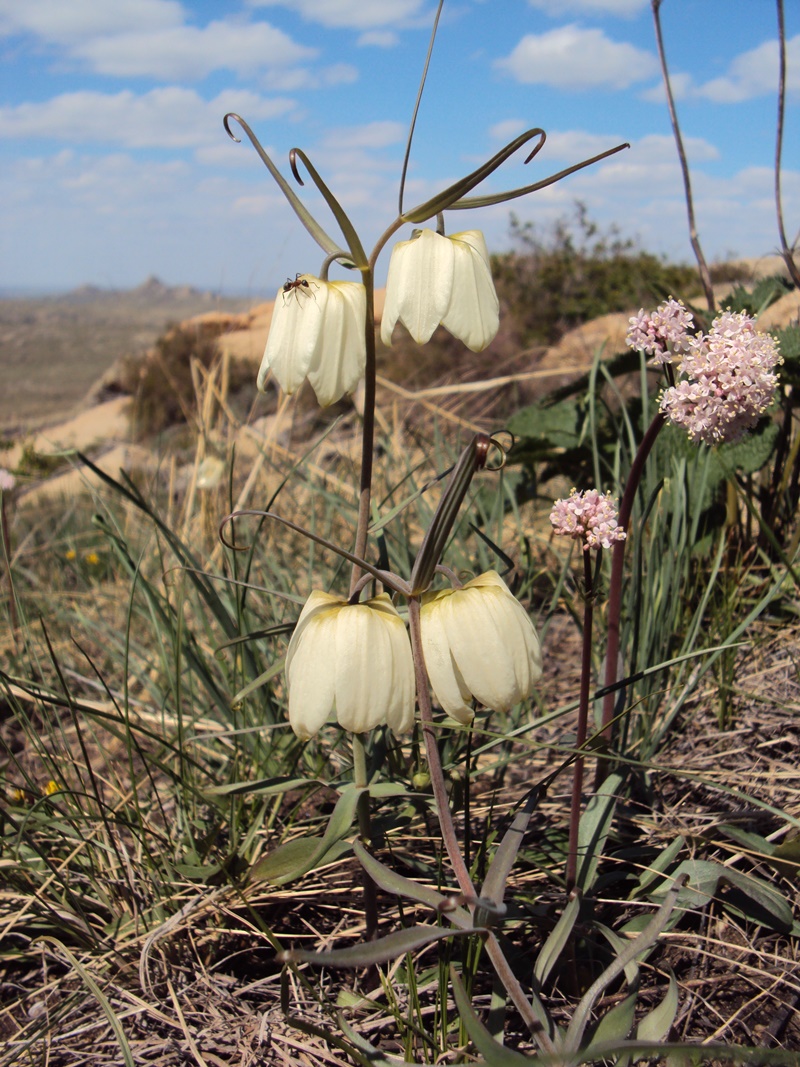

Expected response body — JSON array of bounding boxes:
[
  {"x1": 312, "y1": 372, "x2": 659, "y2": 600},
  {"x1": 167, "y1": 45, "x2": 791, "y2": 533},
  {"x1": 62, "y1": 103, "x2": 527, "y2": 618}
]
[
  {"x1": 285, "y1": 590, "x2": 415, "y2": 739},
  {"x1": 420, "y1": 570, "x2": 542, "y2": 724},
  {"x1": 258, "y1": 275, "x2": 366, "y2": 407},
  {"x1": 381, "y1": 229, "x2": 499, "y2": 352}
]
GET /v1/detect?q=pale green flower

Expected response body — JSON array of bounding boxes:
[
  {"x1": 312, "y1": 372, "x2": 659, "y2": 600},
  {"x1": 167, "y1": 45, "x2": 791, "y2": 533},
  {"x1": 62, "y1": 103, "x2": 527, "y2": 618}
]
[
  {"x1": 258, "y1": 275, "x2": 366, "y2": 407},
  {"x1": 285, "y1": 590, "x2": 415, "y2": 739},
  {"x1": 381, "y1": 229, "x2": 500, "y2": 352},
  {"x1": 420, "y1": 570, "x2": 542, "y2": 724}
]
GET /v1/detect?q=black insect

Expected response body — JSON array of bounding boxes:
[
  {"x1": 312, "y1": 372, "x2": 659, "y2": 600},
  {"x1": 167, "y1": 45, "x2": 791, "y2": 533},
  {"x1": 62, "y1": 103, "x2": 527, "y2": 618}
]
[{"x1": 282, "y1": 273, "x2": 317, "y2": 303}]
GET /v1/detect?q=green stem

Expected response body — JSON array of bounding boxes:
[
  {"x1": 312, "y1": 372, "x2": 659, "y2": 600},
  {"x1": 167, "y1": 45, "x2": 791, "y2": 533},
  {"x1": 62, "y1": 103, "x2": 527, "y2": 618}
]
[
  {"x1": 352, "y1": 732, "x2": 378, "y2": 941},
  {"x1": 348, "y1": 219, "x2": 405, "y2": 597},
  {"x1": 565, "y1": 549, "x2": 595, "y2": 890}
]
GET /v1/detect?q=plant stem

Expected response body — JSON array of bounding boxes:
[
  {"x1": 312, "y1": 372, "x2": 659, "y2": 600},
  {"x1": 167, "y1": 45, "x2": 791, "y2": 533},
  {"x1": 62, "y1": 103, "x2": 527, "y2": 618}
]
[
  {"x1": 565, "y1": 549, "x2": 594, "y2": 890},
  {"x1": 407, "y1": 598, "x2": 475, "y2": 900},
  {"x1": 774, "y1": 0, "x2": 800, "y2": 288},
  {"x1": 408, "y1": 597, "x2": 555, "y2": 1050},
  {"x1": 651, "y1": 0, "x2": 714, "y2": 312},
  {"x1": 352, "y1": 732, "x2": 378, "y2": 941},
  {"x1": 595, "y1": 411, "x2": 666, "y2": 786}
]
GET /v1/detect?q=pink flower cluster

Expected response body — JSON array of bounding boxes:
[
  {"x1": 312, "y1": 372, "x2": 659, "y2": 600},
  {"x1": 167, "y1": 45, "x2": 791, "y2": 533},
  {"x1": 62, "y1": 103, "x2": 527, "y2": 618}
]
[
  {"x1": 0, "y1": 469, "x2": 15, "y2": 492},
  {"x1": 550, "y1": 489, "x2": 627, "y2": 551},
  {"x1": 660, "y1": 310, "x2": 781, "y2": 445},
  {"x1": 626, "y1": 298, "x2": 694, "y2": 364}
]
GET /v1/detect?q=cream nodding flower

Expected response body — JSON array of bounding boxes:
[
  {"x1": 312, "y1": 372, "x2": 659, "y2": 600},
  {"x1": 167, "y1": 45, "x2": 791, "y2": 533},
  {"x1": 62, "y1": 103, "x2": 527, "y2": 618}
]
[
  {"x1": 258, "y1": 274, "x2": 367, "y2": 407},
  {"x1": 285, "y1": 591, "x2": 415, "y2": 739},
  {"x1": 381, "y1": 229, "x2": 500, "y2": 353},
  {"x1": 420, "y1": 570, "x2": 542, "y2": 724}
]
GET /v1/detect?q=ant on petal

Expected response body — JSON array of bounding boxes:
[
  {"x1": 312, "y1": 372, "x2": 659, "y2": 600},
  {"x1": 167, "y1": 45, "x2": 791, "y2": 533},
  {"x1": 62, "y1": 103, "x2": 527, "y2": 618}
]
[{"x1": 282, "y1": 273, "x2": 318, "y2": 305}]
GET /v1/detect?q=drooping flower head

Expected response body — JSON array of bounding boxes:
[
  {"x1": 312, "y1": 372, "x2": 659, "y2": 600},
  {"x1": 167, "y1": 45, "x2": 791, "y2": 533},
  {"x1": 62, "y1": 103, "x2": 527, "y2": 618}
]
[
  {"x1": 659, "y1": 310, "x2": 781, "y2": 445},
  {"x1": 420, "y1": 570, "x2": 542, "y2": 724},
  {"x1": 381, "y1": 229, "x2": 500, "y2": 353},
  {"x1": 550, "y1": 489, "x2": 627, "y2": 551},
  {"x1": 258, "y1": 275, "x2": 367, "y2": 407},
  {"x1": 285, "y1": 590, "x2": 415, "y2": 739},
  {"x1": 626, "y1": 298, "x2": 694, "y2": 365}
]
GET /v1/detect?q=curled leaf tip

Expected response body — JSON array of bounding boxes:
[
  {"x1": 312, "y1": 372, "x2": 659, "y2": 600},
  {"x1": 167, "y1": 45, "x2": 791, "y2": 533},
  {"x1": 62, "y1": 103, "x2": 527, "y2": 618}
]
[{"x1": 289, "y1": 148, "x2": 305, "y2": 186}]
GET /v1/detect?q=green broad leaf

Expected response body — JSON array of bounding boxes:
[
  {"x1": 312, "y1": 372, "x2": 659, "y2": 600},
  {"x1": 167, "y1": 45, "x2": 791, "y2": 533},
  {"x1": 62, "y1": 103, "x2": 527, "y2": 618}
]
[
  {"x1": 352, "y1": 841, "x2": 472, "y2": 928},
  {"x1": 713, "y1": 824, "x2": 775, "y2": 856},
  {"x1": 481, "y1": 803, "x2": 535, "y2": 911},
  {"x1": 533, "y1": 891, "x2": 580, "y2": 987},
  {"x1": 282, "y1": 923, "x2": 482, "y2": 969},
  {"x1": 588, "y1": 991, "x2": 637, "y2": 1046},
  {"x1": 770, "y1": 836, "x2": 800, "y2": 879},
  {"x1": 507, "y1": 398, "x2": 583, "y2": 452},
  {"x1": 206, "y1": 775, "x2": 320, "y2": 797},
  {"x1": 450, "y1": 967, "x2": 534, "y2": 1066},
  {"x1": 717, "y1": 867, "x2": 794, "y2": 933},
  {"x1": 630, "y1": 836, "x2": 685, "y2": 898},
  {"x1": 653, "y1": 859, "x2": 794, "y2": 933},
  {"x1": 636, "y1": 969, "x2": 678, "y2": 1043},
  {"x1": 251, "y1": 785, "x2": 362, "y2": 884},
  {"x1": 576, "y1": 772, "x2": 624, "y2": 892},
  {"x1": 368, "y1": 781, "x2": 409, "y2": 798},
  {"x1": 250, "y1": 836, "x2": 352, "y2": 883},
  {"x1": 714, "y1": 420, "x2": 780, "y2": 479}
]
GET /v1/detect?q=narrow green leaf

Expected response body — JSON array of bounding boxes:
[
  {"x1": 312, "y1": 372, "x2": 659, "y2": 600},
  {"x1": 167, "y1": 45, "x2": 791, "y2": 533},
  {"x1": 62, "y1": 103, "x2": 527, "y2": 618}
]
[
  {"x1": 206, "y1": 775, "x2": 318, "y2": 797},
  {"x1": 282, "y1": 923, "x2": 482, "y2": 968},
  {"x1": 36, "y1": 937, "x2": 135, "y2": 1067},
  {"x1": 481, "y1": 802, "x2": 534, "y2": 910},
  {"x1": 450, "y1": 967, "x2": 534, "y2": 1066}
]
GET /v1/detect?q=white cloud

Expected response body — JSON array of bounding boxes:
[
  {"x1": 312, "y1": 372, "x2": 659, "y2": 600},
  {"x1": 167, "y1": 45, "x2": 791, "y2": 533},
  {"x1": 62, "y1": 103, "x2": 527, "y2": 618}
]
[
  {"x1": 72, "y1": 20, "x2": 315, "y2": 80},
  {"x1": 358, "y1": 30, "x2": 399, "y2": 47},
  {"x1": 527, "y1": 0, "x2": 646, "y2": 16},
  {"x1": 496, "y1": 25, "x2": 658, "y2": 90},
  {"x1": 694, "y1": 34, "x2": 800, "y2": 103},
  {"x1": 640, "y1": 35, "x2": 800, "y2": 106},
  {"x1": 262, "y1": 62, "x2": 358, "y2": 92},
  {"x1": 489, "y1": 118, "x2": 527, "y2": 142},
  {"x1": 247, "y1": 0, "x2": 426, "y2": 30},
  {"x1": 320, "y1": 120, "x2": 404, "y2": 150},
  {"x1": 0, "y1": 0, "x2": 184, "y2": 41},
  {"x1": 0, "y1": 88, "x2": 296, "y2": 149}
]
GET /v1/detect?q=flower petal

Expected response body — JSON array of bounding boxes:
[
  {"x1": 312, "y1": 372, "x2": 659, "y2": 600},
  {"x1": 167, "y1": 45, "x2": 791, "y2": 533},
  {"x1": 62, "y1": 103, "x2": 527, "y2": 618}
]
[
  {"x1": 258, "y1": 276, "x2": 327, "y2": 395},
  {"x1": 441, "y1": 231, "x2": 499, "y2": 352},
  {"x1": 420, "y1": 589, "x2": 475, "y2": 722},
  {"x1": 381, "y1": 229, "x2": 455, "y2": 346},
  {"x1": 286, "y1": 594, "x2": 342, "y2": 739},
  {"x1": 306, "y1": 281, "x2": 367, "y2": 406}
]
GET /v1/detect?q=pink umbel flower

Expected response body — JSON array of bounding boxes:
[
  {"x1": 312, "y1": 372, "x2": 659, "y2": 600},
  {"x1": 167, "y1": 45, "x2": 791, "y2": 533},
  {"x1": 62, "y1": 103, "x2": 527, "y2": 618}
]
[
  {"x1": 659, "y1": 310, "x2": 781, "y2": 445},
  {"x1": 550, "y1": 489, "x2": 627, "y2": 551},
  {"x1": 0, "y1": 469, "x2": 15, "y2": 492},
  {"x1": 626, "y1": 298, "x2": 694, "y2": 364}
]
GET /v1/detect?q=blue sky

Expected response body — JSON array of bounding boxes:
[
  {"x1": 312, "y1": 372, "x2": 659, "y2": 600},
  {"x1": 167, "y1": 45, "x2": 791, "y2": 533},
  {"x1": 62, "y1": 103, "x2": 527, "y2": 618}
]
[{"x1": 0, "y1": 0, "x2": 798, "y2": 295}]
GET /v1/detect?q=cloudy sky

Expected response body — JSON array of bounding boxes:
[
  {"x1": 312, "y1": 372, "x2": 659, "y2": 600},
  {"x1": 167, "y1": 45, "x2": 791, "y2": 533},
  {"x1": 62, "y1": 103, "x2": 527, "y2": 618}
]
[{"x1": 0, "y1": 0, "x2": 798, "y2": 295}]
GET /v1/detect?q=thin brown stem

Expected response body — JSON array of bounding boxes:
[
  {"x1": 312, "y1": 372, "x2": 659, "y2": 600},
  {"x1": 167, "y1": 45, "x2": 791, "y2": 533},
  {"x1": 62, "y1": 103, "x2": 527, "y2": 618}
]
[
  {"x1": 651, "y1": 0, "x2": 715, "y2": 311},
  {"x1": 407, "y1": 597, "x2": 475, "y2": 899},
  {"x1": 565, "y1": 549, "x2": 595, "y2": 890},
  {"x1": 774, "y1": 0, "x2": 800, "y2": 288},
  {"x1": 596, "y1": 411, "x2": 666, "y2": 786}
]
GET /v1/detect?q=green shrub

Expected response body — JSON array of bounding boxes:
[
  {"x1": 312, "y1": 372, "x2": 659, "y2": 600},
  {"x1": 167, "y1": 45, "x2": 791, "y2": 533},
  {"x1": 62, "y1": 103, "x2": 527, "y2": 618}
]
[{"x1": 492, "y1": 203, "x2": 699, "y2": 345}]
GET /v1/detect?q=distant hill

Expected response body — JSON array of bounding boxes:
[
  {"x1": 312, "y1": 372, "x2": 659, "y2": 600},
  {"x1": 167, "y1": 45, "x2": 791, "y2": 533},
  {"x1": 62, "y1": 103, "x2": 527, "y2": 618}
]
[{"x1": 0, "y1": 280, "x2": 254, "y2": 434}]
